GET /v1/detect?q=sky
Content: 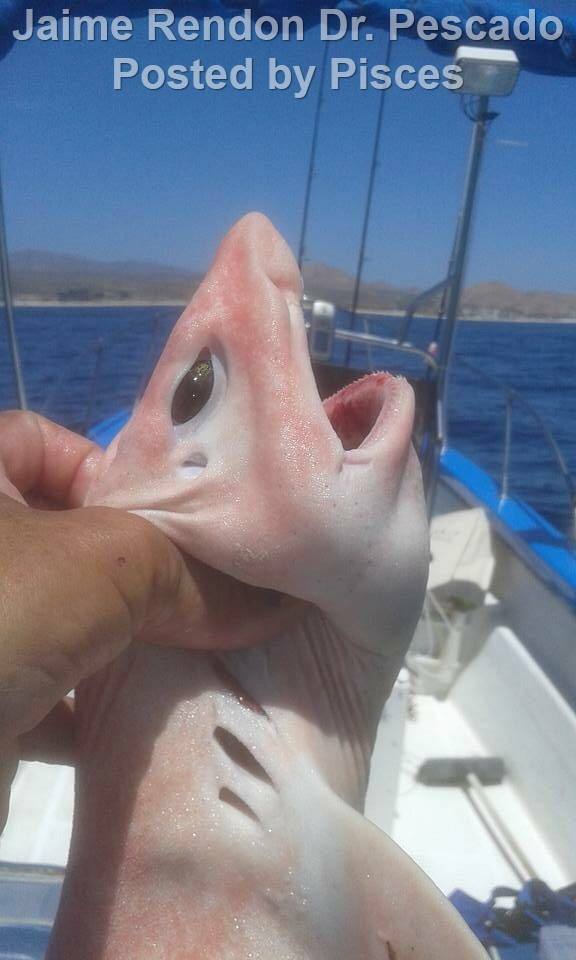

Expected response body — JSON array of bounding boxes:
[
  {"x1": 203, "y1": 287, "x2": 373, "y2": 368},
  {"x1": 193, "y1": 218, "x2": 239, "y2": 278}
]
[{"x1": 1, "y1": 16, "x2": 576, "y2": 292}]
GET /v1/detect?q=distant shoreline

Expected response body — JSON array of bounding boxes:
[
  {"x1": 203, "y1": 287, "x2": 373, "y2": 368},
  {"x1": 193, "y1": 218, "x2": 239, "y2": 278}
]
[
  {"x1": 13, "y1": 299, "x2": 576, "y2": 323},
  {"x1": 355, "y1": 307, "x2": 576, "y2": 323},
  {"x1": 14, "y1": 299, "x2": 188, "y2": 308}
]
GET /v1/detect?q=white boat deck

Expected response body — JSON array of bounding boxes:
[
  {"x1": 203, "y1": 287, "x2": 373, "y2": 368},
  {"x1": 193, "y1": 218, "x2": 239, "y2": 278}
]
[
  {"x1": 392, "y1": 694, "x2": 568, "y2": 900},
  {"x1": 365, "y1": 506, "x2": 575, "y2": 902},
  {"x1": 1, "y1": 762, "x2": 73, "y2": 867}
]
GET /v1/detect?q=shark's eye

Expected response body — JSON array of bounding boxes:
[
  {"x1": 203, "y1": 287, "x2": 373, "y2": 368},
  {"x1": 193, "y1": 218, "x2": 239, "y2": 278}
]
[{"x1": 171, "y1": 348, "x2": 214, "y2": 425}]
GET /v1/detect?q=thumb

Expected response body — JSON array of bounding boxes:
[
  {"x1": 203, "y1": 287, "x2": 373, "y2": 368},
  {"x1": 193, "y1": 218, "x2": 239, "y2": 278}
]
[
  {"x1": 0, "y1": 496, "x2": 304, "y2": 745},
  {"x1": 0, "y1": 497, "x2": 192, "y2": 741}
]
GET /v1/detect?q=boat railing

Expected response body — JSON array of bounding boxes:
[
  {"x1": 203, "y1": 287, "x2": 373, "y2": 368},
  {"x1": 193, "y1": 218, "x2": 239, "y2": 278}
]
[
  {"x1": 456, "y1": 358, "x2": 576, "y2": 536},
  {"x1": 333, "y1": 327, "x2": 438, "y2": 371},
  {"x1": 305, "y1": 299, "x2": 438, "y2": 373},
  {"x1": 81, "y1": 312, "x2": 165, "y2": 432},
  {"x1": 396, "y1": 278, "x2": 449, "y2": 347},
  {"x1": 39, "y1": 307, "x2": 173, "y2": 432}
]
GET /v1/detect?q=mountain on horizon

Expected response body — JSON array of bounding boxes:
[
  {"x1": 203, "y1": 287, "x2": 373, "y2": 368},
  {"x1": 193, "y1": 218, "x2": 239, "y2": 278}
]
[{"x1": 7, "y1": 249, "x2": 576, "y2": 319}]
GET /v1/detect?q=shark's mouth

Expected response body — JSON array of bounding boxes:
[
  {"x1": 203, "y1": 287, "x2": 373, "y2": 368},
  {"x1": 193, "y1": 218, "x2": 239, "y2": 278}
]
[{"x1": 323, "y1": 372, "x2": 397, "y2": 451}]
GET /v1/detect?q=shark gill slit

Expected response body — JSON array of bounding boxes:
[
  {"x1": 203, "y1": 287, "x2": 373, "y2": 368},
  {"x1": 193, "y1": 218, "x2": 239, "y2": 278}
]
[
  {"x1": 213, "y1": 726, "x2": 274, "y2": 787},
  {"x1": 218, "y1": 787, "x2": 260, "y2": 823}
]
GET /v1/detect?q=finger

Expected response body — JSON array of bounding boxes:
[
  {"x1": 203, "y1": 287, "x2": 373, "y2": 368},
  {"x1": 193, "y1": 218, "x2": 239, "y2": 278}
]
[
  {"x1": 209, "y1": 594, "x2": 309, "y2": 650},
  {"x1": 18, "y1": 697, "x2": 76, "y2": 766},
  {"x1": 0, "y1": 410, "x2": 102, "y2": 506},
  {"x1": 148, "y1": 558, "x2": 308, "y2": 651}
]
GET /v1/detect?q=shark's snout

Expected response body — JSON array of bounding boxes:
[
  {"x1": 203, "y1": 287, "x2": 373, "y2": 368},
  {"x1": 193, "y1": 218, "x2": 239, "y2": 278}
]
[
  {"x1": 86, "y1": 213, "x2": 426, "y2": 637},
  {"x1": 217, "y1": 212, "x2": 303, "y2": 306}
]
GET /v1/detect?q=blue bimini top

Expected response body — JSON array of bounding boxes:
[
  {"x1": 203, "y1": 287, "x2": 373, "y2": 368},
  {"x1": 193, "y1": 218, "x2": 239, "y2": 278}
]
[{"x1": 1, "y1": 0, "x2": 576, "y2": 74}]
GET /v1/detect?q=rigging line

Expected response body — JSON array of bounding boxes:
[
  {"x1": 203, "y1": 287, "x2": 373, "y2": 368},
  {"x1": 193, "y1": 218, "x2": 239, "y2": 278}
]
[
  {"x1": 298, "y1": 41, "x2": 329, "y2": 274},
  {"x1": 0, "y1": 162, "x2": 27, "y2": 409},
  {"x1": 346, "y1": 31, "x2": 393, "y2": 369}
]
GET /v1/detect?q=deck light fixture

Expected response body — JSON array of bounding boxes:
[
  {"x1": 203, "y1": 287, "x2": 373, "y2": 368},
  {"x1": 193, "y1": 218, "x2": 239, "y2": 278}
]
[{"x1": 455, "y1": 46, "x2": 520, "y2": 97}]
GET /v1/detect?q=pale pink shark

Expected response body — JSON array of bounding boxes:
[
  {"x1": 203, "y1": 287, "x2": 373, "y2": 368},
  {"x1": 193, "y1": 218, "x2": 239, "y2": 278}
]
[{"x1": 47, "y1": 213, "x2": 484, "y2": 959}]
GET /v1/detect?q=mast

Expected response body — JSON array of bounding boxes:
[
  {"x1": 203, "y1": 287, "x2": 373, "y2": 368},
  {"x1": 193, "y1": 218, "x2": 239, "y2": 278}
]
[
  {"x1": 435, "y1": 97, "x2": 493, "y2": 439},
  {"x1": 426, "y1": 96, "x2": 496, "y2": 513},
  {"x1": 0, "y1": 163, "x2": 27, "y2": 410}
]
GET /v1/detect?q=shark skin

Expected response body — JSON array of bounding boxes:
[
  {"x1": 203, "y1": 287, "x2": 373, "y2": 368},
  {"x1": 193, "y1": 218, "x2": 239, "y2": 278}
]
[{"x1": 47, "y1": 214, "x2": 484, "y2": 960}]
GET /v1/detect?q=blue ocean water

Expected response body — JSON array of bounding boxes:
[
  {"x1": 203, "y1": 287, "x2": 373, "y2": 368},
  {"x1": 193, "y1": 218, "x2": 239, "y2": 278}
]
[{"x1": 1, "y1": 306, "x2": 574, "y2": 536}]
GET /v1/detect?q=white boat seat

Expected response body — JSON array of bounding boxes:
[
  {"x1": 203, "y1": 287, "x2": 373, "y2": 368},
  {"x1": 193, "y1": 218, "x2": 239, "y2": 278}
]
[
  {"x1": 409, "y1": 508, "x2": 497, "y2": 696},
  {"x1": 428, "y1": 506, "x2": 495, "y2": 605}
]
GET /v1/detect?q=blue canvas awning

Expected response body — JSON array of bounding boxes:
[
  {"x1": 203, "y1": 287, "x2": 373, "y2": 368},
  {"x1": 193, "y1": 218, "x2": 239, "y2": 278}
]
[{"x1": 1, "y1": 0, "x2": 576, "y2": 74}]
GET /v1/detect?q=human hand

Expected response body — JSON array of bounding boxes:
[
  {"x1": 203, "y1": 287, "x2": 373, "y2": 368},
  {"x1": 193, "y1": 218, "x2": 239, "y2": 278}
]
[{"x1": 0, "y1": 411, "x2": 300, "y2": 829}]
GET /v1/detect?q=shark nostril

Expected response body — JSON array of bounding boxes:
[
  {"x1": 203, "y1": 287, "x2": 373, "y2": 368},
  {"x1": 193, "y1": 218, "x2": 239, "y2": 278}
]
[
  {"x1": 171, "y1": 348, "x2": 214, "y2": 425},
  {"x1": 181, "y1": 454, "x2": 208, "y2": 480}
]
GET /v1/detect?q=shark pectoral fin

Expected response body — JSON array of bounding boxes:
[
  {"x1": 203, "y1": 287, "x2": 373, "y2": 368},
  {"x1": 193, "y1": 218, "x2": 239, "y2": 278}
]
[{"x1": 336, "y1": 802, "x2": 486, "y2": 960}]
